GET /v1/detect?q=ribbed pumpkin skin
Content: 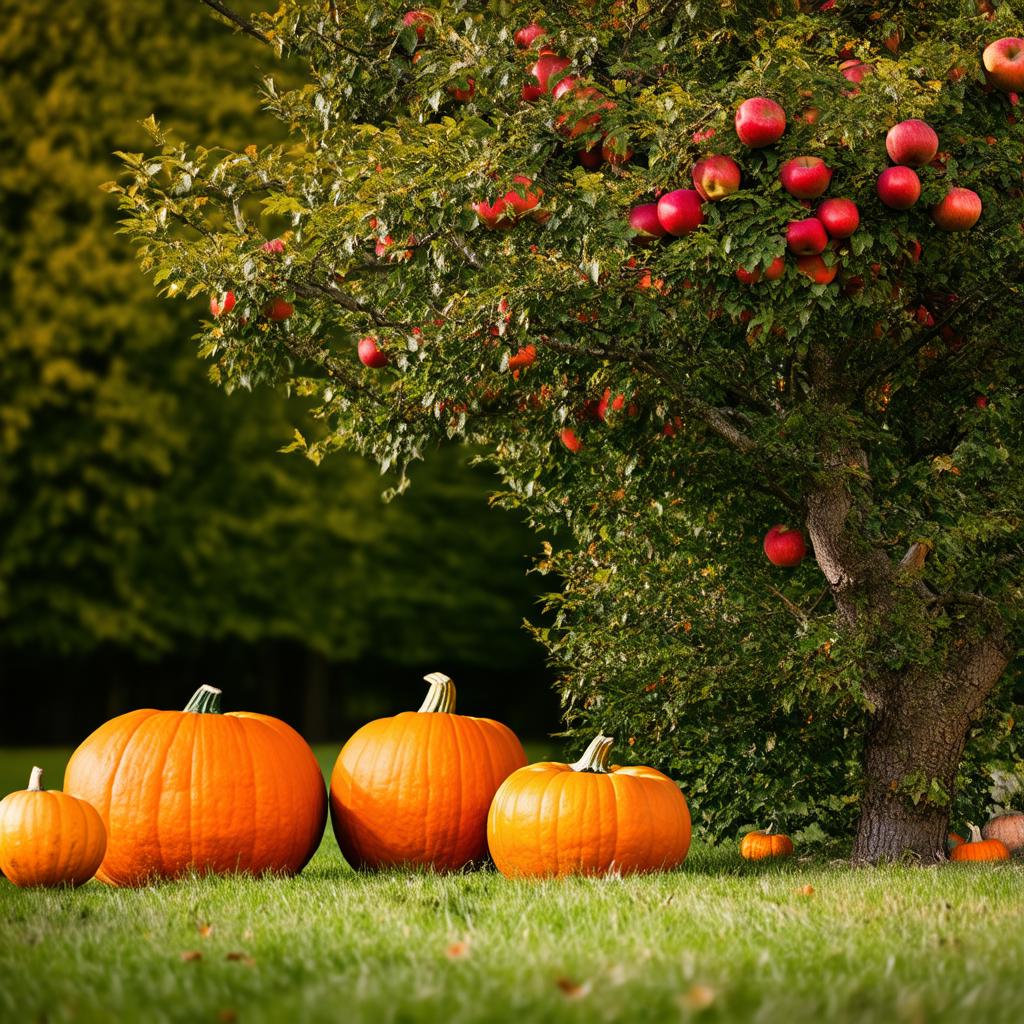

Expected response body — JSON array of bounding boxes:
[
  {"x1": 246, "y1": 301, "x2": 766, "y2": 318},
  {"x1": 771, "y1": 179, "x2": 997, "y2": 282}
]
[
  {"x1": 486, "y1": 763, "x2": 691, "y2": 877},
  {"x1": 0, "y1": 785, "x2": 106, "y2": 887},
  {"x1": 740, "y1": 830, "x2": 794, "y2": 861},
  {"x1": 982, "y1": 812, "x2": 1024, "y2": 855},
  {"x1": 331, "y1": 711, "x2": 526, "y2": 870},
  {"x1": 950, "y1": 835, "x2": 1010, "y2": 862},
  {"x1": 64, "y1": 707, "x2": 326, "y2": 886}
]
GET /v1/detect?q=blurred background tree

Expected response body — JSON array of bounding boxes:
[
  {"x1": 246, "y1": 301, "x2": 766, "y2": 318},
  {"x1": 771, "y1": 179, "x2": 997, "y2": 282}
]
[{"x1": 0, "y1": 0, "x2": 555, "y2": 744}]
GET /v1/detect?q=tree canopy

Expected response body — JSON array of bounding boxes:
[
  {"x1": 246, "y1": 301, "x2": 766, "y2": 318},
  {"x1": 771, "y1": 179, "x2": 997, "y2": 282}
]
[{"x1": 110, "y1": 0, "x2": 1023, "y2": 856}]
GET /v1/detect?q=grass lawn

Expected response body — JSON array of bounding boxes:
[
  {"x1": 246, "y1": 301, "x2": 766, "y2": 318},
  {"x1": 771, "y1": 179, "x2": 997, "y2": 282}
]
[{"x1": 2, "y1": 747, "x2": 1023, "y2": 1024}]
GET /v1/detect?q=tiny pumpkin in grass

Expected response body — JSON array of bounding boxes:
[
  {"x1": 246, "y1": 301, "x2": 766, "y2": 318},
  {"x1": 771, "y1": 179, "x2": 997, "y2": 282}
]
[
  {"x1": 330, "y1": 672, "x2": 526, "y2": 871},
  {"x1": 981, "y1": 811, "x2": 1024, "y2": 856},
  {"x1": 486, "y1": 734, "x2": 691, "y2": 877},
  {"x1": 740, "y1": 826, "x2": 794, "y2": 861},
  {"x1": 64, "y1": 685, "x2": 327, "y2": 886},
  {"x1": 949, "y1": 823, "x2": 1010, "y2": 863},
  {"x1": 0, "y1": 768, "x2": 106, "y2": 887}
]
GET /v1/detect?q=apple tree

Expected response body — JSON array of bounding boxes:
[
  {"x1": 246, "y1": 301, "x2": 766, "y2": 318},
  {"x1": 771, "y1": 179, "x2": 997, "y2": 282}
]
[{"x1": 110, "y1": 0, "x2": 1023, "y2": 861}]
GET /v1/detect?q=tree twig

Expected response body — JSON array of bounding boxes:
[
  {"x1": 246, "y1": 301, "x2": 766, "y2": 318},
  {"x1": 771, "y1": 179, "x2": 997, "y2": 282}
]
[{"x1": 198, "y1": 0, "x2": 271, "y2": 45}]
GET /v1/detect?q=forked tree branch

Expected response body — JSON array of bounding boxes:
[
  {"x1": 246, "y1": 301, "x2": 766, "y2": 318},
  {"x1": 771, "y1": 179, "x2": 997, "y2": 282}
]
[{"x1": 198, "y1": 0, "x2": 271, "y2": 44}]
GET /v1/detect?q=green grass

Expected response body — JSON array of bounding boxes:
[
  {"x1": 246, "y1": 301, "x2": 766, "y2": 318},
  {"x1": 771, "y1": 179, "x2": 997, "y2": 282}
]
[{"x1": 2, "y1": 747, "x2": 1023, "y2": 1024}]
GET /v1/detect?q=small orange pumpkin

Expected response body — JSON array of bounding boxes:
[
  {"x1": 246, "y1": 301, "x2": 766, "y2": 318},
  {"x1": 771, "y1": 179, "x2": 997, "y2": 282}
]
[
  {"x1": 0, "y1": 767, "x2": 106, "y2": 887},
  {"x1": 330, "y1": 672, "x2": 526, "y2": 870},
  {"x1": 981, "y1": 811, "x2": 1024, "y2": 856},
  {"x1": 64, "y1": 685, "x2": 327, "y2": 885},
  {"x1": 950, "y1": 823, "x2": 1010, "y2": 863},
  {"x1": 947, "y1": 831, "x2": 966, "y2": 853},
  {"x1": 486, "y1": 734, "x2": 691, "y2": 877},
  {"x1": 740, "y1": 826, "x2": 794, "y2": 861}
]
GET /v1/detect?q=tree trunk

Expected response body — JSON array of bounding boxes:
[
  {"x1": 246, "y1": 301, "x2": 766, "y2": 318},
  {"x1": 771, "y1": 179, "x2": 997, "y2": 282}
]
[{"x1": 852, "y1": 631, "x2": 1011, "y2": 863}]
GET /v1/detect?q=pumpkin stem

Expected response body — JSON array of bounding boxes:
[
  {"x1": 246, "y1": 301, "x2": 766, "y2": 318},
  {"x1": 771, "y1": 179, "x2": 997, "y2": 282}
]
[
  {"x1": 570, "y1": 735, "x2": 614, "y2": 773},
  {"x1": 418, "y1": 672, "x2": 457, "y2": 713},
  {"x1": 27, "y1": 766, "x2": 44, "y2": 792},
  {"x1": 184, "y1": 685, "x2": 223, "y2": 714},
  {"x1": 967, "y1": 822, "x2": 983, "y2": 844}
]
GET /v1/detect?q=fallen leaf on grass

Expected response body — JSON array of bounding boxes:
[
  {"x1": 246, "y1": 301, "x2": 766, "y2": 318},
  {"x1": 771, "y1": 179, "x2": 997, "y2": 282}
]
[
  {"x1": 225, "y1": 951, "x2": 256, "y2": 967},
  {"x1": 796, "y1": 884, "x2": 815, "y2": 896},
  {"x1": 677, "y1": 984, "x2": 716, "y2": 1011},
  {"x1": 445, "y1": 941, "x2": 470, "y2": 959},
  {"x1": 179, "y1": 951, "x2": 202, "y2": 962},
  {"x1": 556, "y1": 977, "x2": 592, "y2": 999},
  {"x1": 198, "y1": 923, "x2": 214, "y2": 938}
]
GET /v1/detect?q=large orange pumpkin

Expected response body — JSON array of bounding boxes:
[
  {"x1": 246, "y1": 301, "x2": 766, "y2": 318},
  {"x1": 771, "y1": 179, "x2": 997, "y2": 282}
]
[
  {"x1": 64, "y1": 685, "x2": 326, "y2": 886},
  {"x1": 330, "y1": 672, "x2": 526, "y2": 870},
  {"x1": 486, "y1": 734, "x2": 691, "y2": 877},
  {"x1": 0, "y1": 768, "x2": 107, "y2": 887},
  {"x1": 740, "y1": 827, "x2": 794, "y2": 861},
  {"x1": 981, "y1": 811, "x2": 1024, "y2": 856},
  {"x1": 950, "y1": 823, "x2": 1010, "y2": 863}
]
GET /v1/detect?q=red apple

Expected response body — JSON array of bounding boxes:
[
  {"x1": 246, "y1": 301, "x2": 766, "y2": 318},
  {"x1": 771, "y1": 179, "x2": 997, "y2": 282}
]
[
  {"x1": 210, "y1": 290, "x2": 236, "y2": 317},
  {"x1": 691, "y1": 155, "x2": 742, "y2": 200},
  {"x1": 975, "y1": 394, "x2": 989, "y2": 409},
  {"x1": 560, "y1": 427, "x2": 583, "y2": 453},
  {"x1": 795, "y1": 254, "x2": 838, "y2": 285},
  {"x1": 521, "y1": 83, "x2": 545, "y2": 103},
  {"x1": 508, "y1": 344, "x2": 536, "y2": 370},
  {"x1": 449, "y1": 78, "x2": 475, "y2": 102},
  {"x1": 597, "y1": 388, "x2": 627, "y2": 422},
  {"x1": 503, "y1": 176, "x2": 544, "y2": 220},
  {"x1": 263, "y1": 298, "x2": 294, "y2": 321},
  {"x1": 763, "y1": 256, "x2": 787, "y2": 281},
  {"x1": 877, "y1": 166, "x2": 921, "y2": 209},
  {"x1": 839, "y1": 59, "x2": 873, "y2": 84},
  {"x1": 656, "y1": 189, "x2": 704, "y2": 236},
  {"x1": 816, "y1": 198, "x2": 860, "y2": 238},
  {"x1": 786, "y1": 217, "x2": 829, "y2": 255},
  {"x1": 577, "y1": 145, "x2": 604, "y2": 170},
  {"x1": 473, "y1": 197, "x2": 512, "y2": 229},
  {"x1": 735, "y1": 97, "x2": 787, "y2": 148},
  {"x1": 629, "y1": 203, "x2": 667, "y2": 244},
  {"x1": 779, "y1": 157, "x2": 832, "y2": 199},
  {"x1": 763, "y1": 525, "x2": 807, "y2": 567},
  {"x1": 931, "y1": 188, "x2": 982, "y2": 231},
  {"x1": 601, "y1": 135, "x2": 633, "y2": 166},
  {"x1": 261, "y1": 238, "x2": 286, "y2": 255},
  {"x1": 885, "y1": 119, "x2": 939, "y2": 167},
  {"x1": 402, "y1": 10, "x2": 432, "y2": 41},
  {"x1": 514, "y1": 23, "x2": 547, "y2": 49},
  {"x1": 358, "y1": 336, "x2": 389, "y2": 368},
  {"x1": 531, "y1": 53, "x2": 571, "y2": 93},
  {"x1": 983, "y1": 38, "x2": 1024, "y2": 92},
  {"x1": 736, "y1": 266, "x2": 761, "y2": 285}
]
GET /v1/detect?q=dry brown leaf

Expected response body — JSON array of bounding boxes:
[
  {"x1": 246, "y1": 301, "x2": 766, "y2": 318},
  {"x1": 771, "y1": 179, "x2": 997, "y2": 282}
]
[
  {"x1": 198, "y1": 923, "x2": 214, "y2": 939},
  {"x1": 796, "y1": 884, "x2": 816, "y2": 896},
  {"x1": 225, "y1": 951, "x2": 256, "y2": 967},
  {"x1": 179, "y1": 951, "x2": 202, "y2": 962},
  {"x1": 556, "y1": 977, "x2": 592, "y2": 999},
  {"x1": 678, "y1": 984, "x2": 716, "y2": 1011}
]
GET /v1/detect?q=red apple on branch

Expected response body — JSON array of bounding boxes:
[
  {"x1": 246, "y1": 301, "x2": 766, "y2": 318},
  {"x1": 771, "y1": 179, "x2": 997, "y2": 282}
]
[
  {"x1": 763, "y1": 256, "x2": 787, "y2": 281},
  {"x1": 508, "y1": 344, "x2": 537, "y2": 371},
  {"x1": 578, "y1": 145, "x2": 603, "y2": 170},
  {"x1": 885, "y1": 119, "x2": 938, "y2": 167},
  {"x1": 795, "y1": 254, "x2": 838, "y2": 285},
  {"x1": 691, "y1": 155, "x2": 742, "y2": 200},
  {"x1": 503, "y1": 176, "x2": 544, "y2": 221},
  {"x1": 786, "y1": 217, "x2": 829, "y2": 255},
  {"x1": 763, "y1": 525, "x2": 808, "y2": 567},
  {"x1": 779, "y1": 157, "x2": 832, "y2": 199},
  {"x1": 358, "y1": 336, "x2": 388, "y2": 368},
  {"x1": 877, "y1": 166, "x2": 921, "y2": 209},
  {"x1": 531, "y1": 53, "x2": 571, "y2": 93},
  {"x1": 448, "y1": 78, "x2": 475, "y2": 102},
  {"x1": 560, "y1": 427, "x2": 583, "y2": 453},
  {"x1": 736, "y1": 266, "x2": 761, "y2": 284},
  {"x1": 473, "y1": 197, "x2": 512, "y2": 229},
  {"x1": 734, "y1": 97, "x2": 787, "y2": 148},
  {"x1": 514, "y1": 23, "x2": 547, "y2": 49},
  {"x1": 816, "y1": 198, "x2": 860, "y2": 238},
  {"x1": 931, "y1": 188, "x2": 982, "y2": 231},
  {"x1": 263, "y1": 298, "x2": 294, "y2": 321},
  {"x1": 402, "y1": 10, "x2": 432, "y2": 41},
  {"x1": 983, "y1": 38, "x2": 1024, "y2": 92},
  {"x1": 628, "y1": 203, "x2": 667, "y2": 244},
  {"x1": 261, "y1": 238, "x2": 286, "y2": 255},
  {"x1": 656, "y1": 189, "x2": 705, "y2": 236},
  {"x1": 210, "y1": 291, "x2": 236, "y2": 317}
]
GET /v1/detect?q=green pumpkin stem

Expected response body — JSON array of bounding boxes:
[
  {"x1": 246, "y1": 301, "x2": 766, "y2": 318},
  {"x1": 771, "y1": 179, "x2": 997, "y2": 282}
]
[
  {"x1": 27, "y1": 766, "x2": 44, "y2": 792},
  {"x1": 418, "y1": 672, "x2": 457, "y2": 713},
  {"x1": 570, "y1": 735, "x2": 614, "y2": 774},
  {"x1": 184, "y1": 685, "x2": 223, "y2": 714}
]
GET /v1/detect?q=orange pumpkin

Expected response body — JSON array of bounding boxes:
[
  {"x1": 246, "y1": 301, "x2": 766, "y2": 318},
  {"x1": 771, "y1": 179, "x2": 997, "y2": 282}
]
[
  {"x1": 981, "y1": 812, "x2": 1024, "y2": 856},
  {"x1": 330, "y1": 672, "x2": 526, "y2": 870},
  {"x1": 0, "y1": 768, "x2": 107, "y2": 887},
  {"x1": 947, "y1": 831, "x2": 966, "y2": 853},
  {"x1": 740, "y1": 827, "x2": 794, "y2": 861},
  {"x1": 64, "y1": 685, "x2": 326, "y2": 886},
  {"x1": 950, "y1": 823, "x2": 1010, "y2": 863},
  {"x1": 486, "y1": 734, "x2": 691, "y2": 877}
]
